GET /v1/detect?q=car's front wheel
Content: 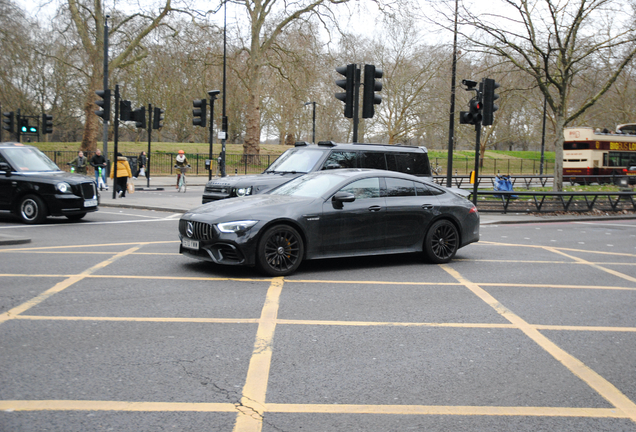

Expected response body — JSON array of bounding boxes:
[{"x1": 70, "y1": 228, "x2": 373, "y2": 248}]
[
  {"x1": 18, "y1": 194, "x2": 47, "y2": 224},
  {"x1": 424, "y1": 219, "x2": 459, "y2": 264},
  {"x1": 256, "y1": 224, "x2": 304, "y2": 276}
]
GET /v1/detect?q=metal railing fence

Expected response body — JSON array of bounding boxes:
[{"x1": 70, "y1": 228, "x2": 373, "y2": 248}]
[{"x1": 44, "y1": 151, "x2": 555, "y2": 177}]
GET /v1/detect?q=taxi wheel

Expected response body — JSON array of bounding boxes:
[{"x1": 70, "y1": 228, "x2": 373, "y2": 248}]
[
  {"x1": 18, "y1": 194, "x2": 47, "y2": 224},
  {"x1": 424, "y1": 219, "x2": 459, "y2": 264},
  {"x1": 256, "y1": 225, "x2": 304, "y2": 276}
]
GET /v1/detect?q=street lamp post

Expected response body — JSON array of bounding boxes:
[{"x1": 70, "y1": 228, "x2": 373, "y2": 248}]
[{"x1": 304, "y1": 101, "x2": 316, "y2": 143}]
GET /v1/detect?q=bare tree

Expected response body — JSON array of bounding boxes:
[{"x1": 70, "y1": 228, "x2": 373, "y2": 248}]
[
  {"x1": 61, "y1": 0, "x2": 174, "y2": 152},
  {"x1": 456, "y1": 0, "x2": 636, "y2": 190}
]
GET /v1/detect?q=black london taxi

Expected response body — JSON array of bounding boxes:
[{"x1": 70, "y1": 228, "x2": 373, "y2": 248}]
[{"x1": 0, "y1": 142, "x2": 98, "y2": 224}]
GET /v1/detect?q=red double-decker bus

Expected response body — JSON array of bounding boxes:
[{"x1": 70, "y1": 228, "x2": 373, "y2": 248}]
[{"x1": 563, "y1": 124, "x2": 636, "y2": 183}]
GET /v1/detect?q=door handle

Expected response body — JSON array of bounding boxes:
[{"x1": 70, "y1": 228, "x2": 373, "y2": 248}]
[
  {"x1": 422, "y1": 204, "x2": 434, "y2": 210},
  {"x1": 368, "y1": 205, "x2": 382, "y2": 212}
]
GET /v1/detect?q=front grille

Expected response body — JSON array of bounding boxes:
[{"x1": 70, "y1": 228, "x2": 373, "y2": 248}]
[
  {"x1": 80, "y1": 182, "x2": 97, "y2": 199},
  {"x1": 180, "y1": 220, "x2": 215, "y2": 240},
  {"x1": 204, "y1": 186, "x2": 230, "y2": 198}
]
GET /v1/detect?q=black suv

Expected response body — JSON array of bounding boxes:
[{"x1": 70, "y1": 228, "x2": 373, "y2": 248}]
[
  {"x1": 0, "y1": 142, "x2": 99, "y2": 224},
  {"x1": 202, "y1": 141, "x2": 432, "y2": 203}
]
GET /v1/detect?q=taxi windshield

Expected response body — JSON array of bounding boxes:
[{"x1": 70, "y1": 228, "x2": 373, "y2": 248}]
[{"x1": 3, "y1": 147, "x2": 60, "y2": 172}]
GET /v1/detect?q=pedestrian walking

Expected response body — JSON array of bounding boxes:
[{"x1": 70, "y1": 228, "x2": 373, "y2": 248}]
[
  {"x1": 110, "y1": 153, "x2": 132, "y2": 198},
  {"x1": 68, "y1": 151, "x2": 88, "y2": 175}
]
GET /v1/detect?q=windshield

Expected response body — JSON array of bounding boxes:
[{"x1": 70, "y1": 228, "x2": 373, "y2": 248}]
[
  {"x1": 265, "y1": 148, "x2": 325, "y2": 173},
  {"x1": 271, "y1": 172, "x2": 348, "y2": 198},
  {"x1": 3, "y1": 147, "x2": 60, "y2": 172}
]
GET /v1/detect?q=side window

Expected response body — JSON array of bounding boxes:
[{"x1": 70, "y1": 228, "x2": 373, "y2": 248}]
[
  {"x1": 340, "y1": 177, "x2": 381, "y2": 200},
  {"x1": 386, "y1": 152, "x2": 431, "y2": 176},
  {"x1": 422, "y1": 183, "x2": 445, "y2": 196},
  {"x1": 385, "y1": 178, "x2": 416, "y2": 197},
  {"x1": 414, "y1": 182, "x2": 433, "y2": 196},
  {"x1": 322, "y1": 151, "x2": 357, "y2": 170},
  {"x1": 359, "y1": 152, "x2": 387, "y2": 170}
]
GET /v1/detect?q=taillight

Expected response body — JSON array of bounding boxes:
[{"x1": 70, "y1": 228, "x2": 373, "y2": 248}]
[{"x1": 469, "y1": 206, "x2": 478, "y2": 214}]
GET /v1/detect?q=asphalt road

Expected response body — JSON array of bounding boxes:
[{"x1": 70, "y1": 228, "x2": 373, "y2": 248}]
[{"x1": 0, "y1": 207, "x2": 635, "y2": 431}]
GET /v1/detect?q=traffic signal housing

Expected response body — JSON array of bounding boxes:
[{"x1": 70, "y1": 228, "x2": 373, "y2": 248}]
[
  {"x1": 95, "y1": 89, "x2": 111, "y2": 121},
  {"x1": 335, "y1": 64, "x2": 355, "y2": 119},
  {"x1": 459, "y1": 98, "x2": 483, "y2": 125},
  {"x1": 132, "y1": 106, "x2": 146, "y2": 129},
  {"x1": 153, "y1": 107, "x2": 164, "y2": 129},
  {"x1": 362, "y1": 64, "x2": 383, "y2": 119},
  {"x1": 120, "y1": 100, "x2": 132, "y2": 121},
  {"x1": 193, "y1": 99, "x2": 207, "y2": 127},
  {"x1": 19, "y1": 117, "x2": 29, "y2": 133},
  {"x1": 42, "y1": 114, "x2": 53, "y2": 134},
  {"x1": 482, "y1": 78, "x2": 500, "y2": 126},
  {"x1": 2, "y1": 112, "x2": 14, "y2": 133}
]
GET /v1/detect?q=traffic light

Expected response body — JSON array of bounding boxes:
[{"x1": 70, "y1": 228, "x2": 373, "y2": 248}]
[
  {"x1": 19, "y1": 117, "x2": 29, "y2": 133},
  {"x1": 153, "y1": 107, "x2": 164, "y2": 129},
  {"x1": 193, "y1": 99, "x2": 207, "y2": 127},
  {"x1": 482, "y1": 78, "x2": 500, "y2": 126},
  {"x1": 42, "y1": 114, "x2": 53, "y2": 134},
  {"x1": 459, "y1": 98, "x2": 483, "y2": 125},
  {"x1": 120, "y1": 100, "x2": 132, "y2": 121},
  {"x1": 132, "y1": 106, "x2": 146, "y2": 129},
  {"x1": 95, "y1": 89, "x2": 111, "y2": 121},
  {"x1": 335, "y1": 64, "x2": 355, "y2": 119},
  {"x1": 2, "y1": 112, "x2": 14, "y2": 133},
  {"x1": 362, "y1": 64, "x2": 383, "y2": 119}
]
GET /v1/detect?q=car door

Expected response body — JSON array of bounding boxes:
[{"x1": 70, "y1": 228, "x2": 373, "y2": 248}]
[
  {"x1": 320, "y1": 177, "x2": 386, "y2": 255},
  {"x1": 0, "y1": 155, "x2": 15, "y2": 212},
  {"x1": 383, "y1": 177, "x2": 439, "y2": 250}
]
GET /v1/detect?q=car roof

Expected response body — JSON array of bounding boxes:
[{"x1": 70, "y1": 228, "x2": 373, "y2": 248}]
[
  {"x1": 293, "y1": 141, "x2": 428, "y2": 153},
  {"x1": 0, "y1": 142, "x2": 33, "y2": 148}
]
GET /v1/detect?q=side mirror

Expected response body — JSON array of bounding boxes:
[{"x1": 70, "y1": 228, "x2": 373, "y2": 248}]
[
  {"x1": 0, "y1": 162, "x2": 12, "y2": 175},
  {"x1": 331, "y1": 191, "x2": 355, "y2": 209}
]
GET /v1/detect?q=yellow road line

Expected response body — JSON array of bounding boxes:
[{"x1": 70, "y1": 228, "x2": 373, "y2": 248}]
[
  {"x1": 0, "y1": 400, "x2": 627, "y2": 419},
  {"x1": 545, "y1": 247, "x2": 636, "y2": 284},
  {"x1": 233, "y1": 277, "x2": 284, "y2": 432},
  {"x1": 441, "y1": 265, "x2": 636, "y2": 424},
  {"x1": 0, "y1": 247, "x2": 140, "y2": 325},
  {"x1": 13, "y1": 315, "x2": 636, "y2": 333},
  {"x1": 479, "y1": 241, "x2": 636, "y2": 258}
]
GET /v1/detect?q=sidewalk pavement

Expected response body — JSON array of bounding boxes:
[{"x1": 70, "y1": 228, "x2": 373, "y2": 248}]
[{"x1": 1, "y1": 175, "x2": 634, "y2": 246}]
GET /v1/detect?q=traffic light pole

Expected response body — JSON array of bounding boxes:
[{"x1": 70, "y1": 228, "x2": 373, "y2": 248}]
[
  {"x1": 352, "y1": 66, "x2": 361, "y2": 143},
  {"x1": 147, "y1": 103, "x2": 152, "y2": 188},
  {"x1": 102, "y1": 15, "x2": 110, "y2": 161},
  {"x1": 472, "y1": 123, "x2": 481, "y2": 206},
  {"x1": 112, "y1": 85, "x2": 120, "y2": 200}
]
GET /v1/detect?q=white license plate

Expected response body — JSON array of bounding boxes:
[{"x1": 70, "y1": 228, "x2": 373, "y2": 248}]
[
  {"x1": 182, "y1": 239, "x2": 199, "y2": 250},
  {"x1": 84, "y1": 199, "x2": 98, "y2": 207}
]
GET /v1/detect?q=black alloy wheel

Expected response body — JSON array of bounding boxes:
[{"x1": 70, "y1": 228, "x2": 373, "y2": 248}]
[
  {"x1": 424, "y1": 219, "x2": 459, "y2": 264},
  {"x1": 18, "y1": 194, "x2": 47, "y2": 224},
  {"x1": 256, "y1": 225, "x2": 304, "y2": 276}
]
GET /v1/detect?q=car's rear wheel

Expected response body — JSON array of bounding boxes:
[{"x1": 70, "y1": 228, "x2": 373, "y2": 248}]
[
  {"x1": 18, "y1": 194, "x2": 47, "y2": 224},
  {"x1": 256, "y1": 224, "x2": 304, "y2": 276},
  {"x1": 66, "y1": 212, "x2": 87, "y2": 221},
  {"x1": 424, "y1": 219, "x2": 458, "y2": 264}
]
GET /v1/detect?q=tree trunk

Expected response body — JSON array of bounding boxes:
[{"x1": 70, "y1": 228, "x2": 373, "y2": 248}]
[
  {"x1": 243, "y1": 64, "x2": 262, "y2": 161},
  {"x1": 553, "y1": 116, "x2": 565, "y2": 192},
  {"x1": 80, "y1": 71, "x2": 102, "y2": 153}
]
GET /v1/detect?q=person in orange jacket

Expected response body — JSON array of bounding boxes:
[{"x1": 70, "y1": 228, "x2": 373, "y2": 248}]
[{"x1": 110, "y1": 153, "x2": 132, "y2": 197}]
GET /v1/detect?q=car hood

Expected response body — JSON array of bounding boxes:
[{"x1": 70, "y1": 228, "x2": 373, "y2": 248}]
[
  {"x1": 205, "y1": 172, "x2": 303, "y2": 194},
  {"x1": 185, "y1": 194, "x2": 316, "y2": 220},
  {"x1": 12, "y1": 171, "x2": 95, "y2": 184}
]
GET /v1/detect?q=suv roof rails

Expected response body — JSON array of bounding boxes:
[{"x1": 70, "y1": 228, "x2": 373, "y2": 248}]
[
  {"x1": 294, "y1": 141, "x2": 311, "y2": 147},
  {"x1": 317, "y1": 140, "x2": 337, "y2": 147}
]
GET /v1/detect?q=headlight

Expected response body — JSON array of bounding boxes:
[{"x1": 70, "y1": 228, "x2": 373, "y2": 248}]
[
  {"x1": 217, "y1": 220, "x2": 258, "y2": 233},
  {"x1": 234, "y1": 186, "x2": 253, "y2": 197},
  {"x1": 56, "y1": 182, "x2": 72, "y2": 193}
]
